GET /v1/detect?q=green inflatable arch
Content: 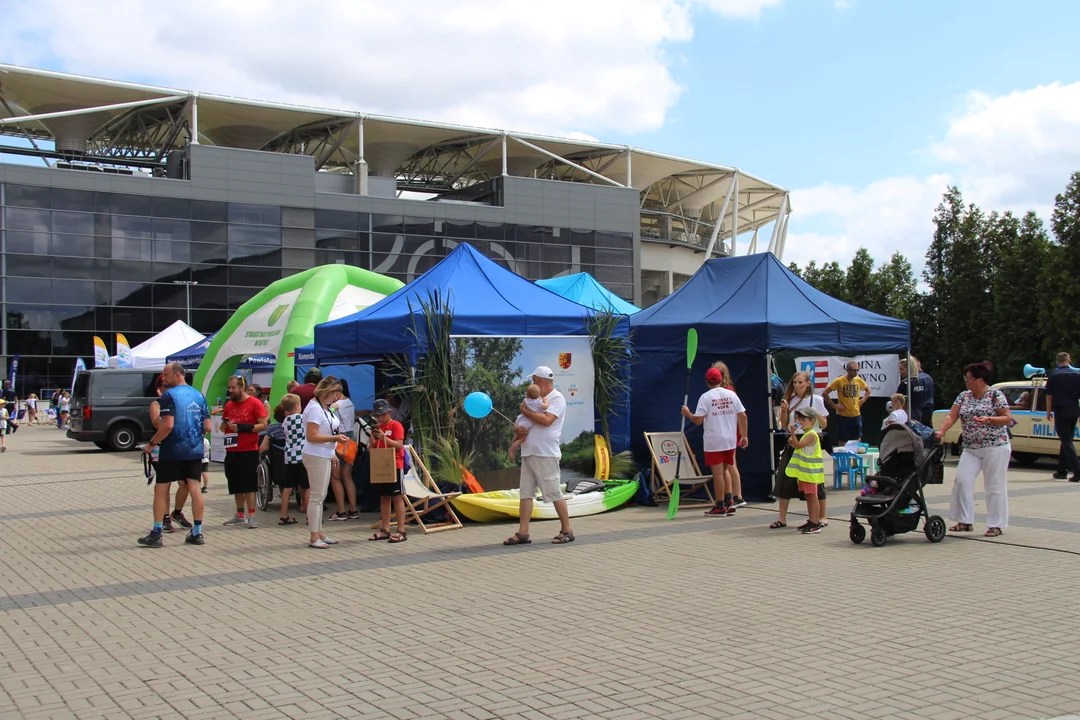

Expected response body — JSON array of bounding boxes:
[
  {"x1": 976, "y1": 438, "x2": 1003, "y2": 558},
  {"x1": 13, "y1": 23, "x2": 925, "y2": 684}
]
[{"x1": 194, "y1": 265, "x2": 403, "y2": 407}]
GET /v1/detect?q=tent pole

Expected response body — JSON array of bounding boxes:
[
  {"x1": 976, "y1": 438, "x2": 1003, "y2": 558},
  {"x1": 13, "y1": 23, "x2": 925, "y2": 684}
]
[
  {"x1": 906, "y1": 350, "x2": 912, "y2": 419},
  {"x1": 767, "y1": 352, "x2": 776, "y2": 477}
]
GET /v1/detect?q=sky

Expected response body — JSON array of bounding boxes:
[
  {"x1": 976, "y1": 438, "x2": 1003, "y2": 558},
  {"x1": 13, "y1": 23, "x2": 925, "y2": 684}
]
[{"x1": 2, "y1": 0, "x2": 1079, "y2": 273}]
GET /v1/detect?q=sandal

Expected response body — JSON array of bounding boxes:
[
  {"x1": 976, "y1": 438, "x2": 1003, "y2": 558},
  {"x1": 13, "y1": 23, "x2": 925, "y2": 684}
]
[
  {"x1": 369, "y1": 529, "x2": 391, "y2": 541},
  {"x1": 308, "y1": 539, "x2": 329, "y2": 549},
  {"x1": 949, "y1": 523, "x2": 974, "y2": 532},
  {"x1": 552, "y1": 530, "x2": 575, "y2": 544},
  {"x1": 984, "y1": 527, "x2": 1003, "y2": 537},
  {"x1": 388, "y1": 531, "x2": 408, "y2": 544},
  {"x1": 278, "y1": 517, "x2": 297, "y2": 525},
  {"x1": 503, "y1": 532, "x2": 531, "y2": 545},
  {"x1": 769, "y1": 521, "x2": 787, "y2": 529}
]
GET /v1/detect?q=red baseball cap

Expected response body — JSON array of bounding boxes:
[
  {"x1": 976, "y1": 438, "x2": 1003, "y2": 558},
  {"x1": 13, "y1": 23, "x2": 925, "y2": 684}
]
[{"x1": 705, "y1": 368, "x2": 723, "y2": 383}]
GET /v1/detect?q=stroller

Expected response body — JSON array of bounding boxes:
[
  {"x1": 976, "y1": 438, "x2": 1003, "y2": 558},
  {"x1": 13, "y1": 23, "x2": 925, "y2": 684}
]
[{"x1": 849, "y1": 422, "x2": 947, "y2": 547}]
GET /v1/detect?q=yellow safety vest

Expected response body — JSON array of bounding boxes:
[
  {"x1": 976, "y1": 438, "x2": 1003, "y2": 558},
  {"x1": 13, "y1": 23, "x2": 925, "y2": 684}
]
[{"x1": 787, "y1": 430, "x2": 824, "y2": 484}]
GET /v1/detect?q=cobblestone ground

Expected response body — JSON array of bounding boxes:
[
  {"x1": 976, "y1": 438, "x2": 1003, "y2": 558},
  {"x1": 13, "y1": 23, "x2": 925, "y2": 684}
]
[{"x1": 2, "y1": 427, "x2": 1080, "y2": 720}]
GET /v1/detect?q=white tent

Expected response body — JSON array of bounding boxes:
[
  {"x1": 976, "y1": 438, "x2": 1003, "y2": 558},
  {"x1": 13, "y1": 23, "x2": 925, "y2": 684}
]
[{"x1": 130, "y1": 321, "x2": 206, "y2": 369}]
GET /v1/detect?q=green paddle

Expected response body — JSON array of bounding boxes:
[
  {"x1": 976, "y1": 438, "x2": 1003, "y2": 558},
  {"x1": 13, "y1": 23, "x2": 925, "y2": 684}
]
[{"x1": 668, "y1": 328, "x2": 698, "y2": 519}]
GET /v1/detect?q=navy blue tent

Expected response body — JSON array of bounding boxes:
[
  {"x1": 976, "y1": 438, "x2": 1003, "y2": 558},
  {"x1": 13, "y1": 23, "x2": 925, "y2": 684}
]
[
  {"x1": 630, "y1": 253, "x2": 910, "y2": 500},
  {"x1": 314, "y1": 242, "x2": 631, "y2": 449},
  {"x1": 167, "y1": 334, "x2": 275, "y2": 371}
]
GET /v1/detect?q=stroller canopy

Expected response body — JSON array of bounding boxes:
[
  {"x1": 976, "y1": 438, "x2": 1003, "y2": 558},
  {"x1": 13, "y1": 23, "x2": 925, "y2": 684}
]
[{"x1": 878, "y1": 423, "x2": 927, "y2": 467}]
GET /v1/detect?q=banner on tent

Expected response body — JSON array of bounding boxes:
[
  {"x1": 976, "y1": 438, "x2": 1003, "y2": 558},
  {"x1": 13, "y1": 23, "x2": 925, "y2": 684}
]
[
  {"x1": 512, "y1": 337, "x2": 595, "y2": 442},
  {"x1": 794, "y1": 354, "x2": 900, "y2": 397}
]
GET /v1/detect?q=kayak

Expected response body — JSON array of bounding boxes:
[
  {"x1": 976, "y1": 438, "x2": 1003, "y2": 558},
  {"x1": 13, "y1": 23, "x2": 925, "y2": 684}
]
[{"x1": 451, "y1": 479, "x2": 639, "y2": 522}]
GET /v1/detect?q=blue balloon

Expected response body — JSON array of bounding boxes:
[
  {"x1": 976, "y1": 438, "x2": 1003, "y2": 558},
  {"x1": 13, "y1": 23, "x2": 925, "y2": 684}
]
[{"x1": 463, "y1": 392, "x2": 493, "y2": 419}]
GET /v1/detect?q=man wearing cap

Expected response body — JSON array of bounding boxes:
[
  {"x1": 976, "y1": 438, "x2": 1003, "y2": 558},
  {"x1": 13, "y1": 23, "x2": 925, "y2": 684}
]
[
  {"x1": 682, "y1": 367, "x2": 748, "y2": 515},
  {"x1": 504, "y1": 366, "x2": 574, "y2": 545}
]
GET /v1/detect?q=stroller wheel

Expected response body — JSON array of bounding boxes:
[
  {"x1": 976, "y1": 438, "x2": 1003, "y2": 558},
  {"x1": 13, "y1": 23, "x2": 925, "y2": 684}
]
[
  {"x1": 870, "y1": 527, "x2": 887, "y2": 547},
  {"x1": 925, "y1": 515, "x2": 947, "y2": 543},
  {"x1": 849, "y1": 523, "x2": 866, "y2": 544}
]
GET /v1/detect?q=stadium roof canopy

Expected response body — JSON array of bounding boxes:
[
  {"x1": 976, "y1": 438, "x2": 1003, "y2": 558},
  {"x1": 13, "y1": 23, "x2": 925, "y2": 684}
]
[{"x1": 0, "y1": 64, "x2": 792, "y2": 255}]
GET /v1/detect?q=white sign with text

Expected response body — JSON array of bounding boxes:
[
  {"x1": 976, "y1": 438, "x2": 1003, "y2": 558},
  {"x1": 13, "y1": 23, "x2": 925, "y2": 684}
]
[{"x1": 794, "y1": 354, "x2": 901, "y2": 398}]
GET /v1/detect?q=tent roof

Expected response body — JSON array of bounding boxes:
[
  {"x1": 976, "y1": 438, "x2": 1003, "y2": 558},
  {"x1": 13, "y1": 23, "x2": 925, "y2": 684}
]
[
  {"x1": 630, "y1": 253, "x2": 909, "y2": 354},
  {"x1": 131, "y1": 320, "x2": 205, "y2": 368},
  {"x1": 535, "y1": 273, "x2": 640, "y2": 315},
  {"x1": 314, "y1": 243, "x2": 615, "y2": 362}
]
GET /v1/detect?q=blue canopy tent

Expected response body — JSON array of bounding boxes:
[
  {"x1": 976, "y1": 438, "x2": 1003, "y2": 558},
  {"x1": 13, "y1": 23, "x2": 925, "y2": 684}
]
[
  {"x1": 314, "y1": 242, "x2": 632, "y2": 450},
  {"x1": 167, "y1": 334, "x2": 275, "y2": 371},
  {"x1": 535, "y1": 273, "x2": 641, "y2": 314},
  {"x1": 629, "y1": 252, "x2": 910, "y2": 500}
]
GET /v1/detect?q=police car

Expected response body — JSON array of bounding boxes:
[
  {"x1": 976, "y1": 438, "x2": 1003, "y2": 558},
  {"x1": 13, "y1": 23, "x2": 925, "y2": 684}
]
[{"x1": 932, "y1": 376, "x2": 1080, "y2": 463}]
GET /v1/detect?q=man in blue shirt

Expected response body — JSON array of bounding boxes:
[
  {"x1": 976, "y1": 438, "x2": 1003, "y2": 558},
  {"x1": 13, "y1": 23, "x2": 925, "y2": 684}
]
[
  {"x1": 1046, "y1": 352, "x2": 1080, "y2": 482},
  {"x1": 139, "y1": 362, "x2": 212, "y2": 547}
]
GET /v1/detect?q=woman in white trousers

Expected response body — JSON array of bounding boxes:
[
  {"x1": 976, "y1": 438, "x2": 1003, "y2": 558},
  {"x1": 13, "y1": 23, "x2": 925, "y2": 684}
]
[
  {"x1": 302, "y1": 377, "x2": 349, "y2": 549},
  {"x1": 935, "y1": 361, "x2": 1012, "y2": 537}
]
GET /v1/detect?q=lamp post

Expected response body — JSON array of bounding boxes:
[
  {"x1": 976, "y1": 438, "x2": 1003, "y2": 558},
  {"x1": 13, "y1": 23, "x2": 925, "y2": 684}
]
[{"x1": 173, "y1": 280, "x2": 198, "y2": 327}]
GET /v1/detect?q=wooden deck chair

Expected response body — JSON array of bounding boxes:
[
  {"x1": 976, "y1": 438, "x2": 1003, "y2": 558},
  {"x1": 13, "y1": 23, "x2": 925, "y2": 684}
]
[
  {"x1": 643, "y1": 431, "x2": 716, "y2": 509},
  {"x1": 401, "y1": 446, "x2": 463, "y2": 534}
]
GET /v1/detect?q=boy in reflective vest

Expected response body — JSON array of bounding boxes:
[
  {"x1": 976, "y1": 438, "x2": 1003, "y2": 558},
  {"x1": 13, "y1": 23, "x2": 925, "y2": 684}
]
[{"x1": 787, "y1": 406, "x2": 825, "y2": 534}]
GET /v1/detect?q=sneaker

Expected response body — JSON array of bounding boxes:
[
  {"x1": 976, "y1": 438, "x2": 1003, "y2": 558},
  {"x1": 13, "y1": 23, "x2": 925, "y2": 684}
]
[
  {"x1": 222, "y1": 514, "x2": 247, "y2": 526},
  {"x1": 184, "y1": 531, "x2": 205, "y2": 545},
  {"x1": 347, "y1": 511, "x2": 360, "y2": 520},
  {"x1": 246, "y1": 515, "x2": 258, "y2": 528},
  {"x1": 1053, "y1": 472, "x2": 1068, "y2": 480},
  {"x1": 200, "y1": 487, "x2": 209, "y2": 494},
  {"x1": 161, "y1": 516, "x2": 175, "y2": 533},
  {"x1": 1070, "y1": 476, "x2": 1079, "y2": 483},
  {"x1": 726, "y1": 503, "x2": 737, "y2": 515},
  {"x1": 704, "y1": 505, "x2": 729, "y2": 516},
  {"x1": 732, "y1": 497, "x2": 747, "y2": 508},
  {"x1": 801, "y1": 522, "x2": 823, "y2": 534},
  {"x1": 330, "y1": 512, "x2": 349, "y2": 521},
  {"x1": 170, "y1": 510, "x2": 193, "y2": 529},
  {"x1": 796, "y1": 521, "x2": 812, "y2": 531},
  {"x1": 137, "y1": 533, "x2": 163, "y2": 548}
]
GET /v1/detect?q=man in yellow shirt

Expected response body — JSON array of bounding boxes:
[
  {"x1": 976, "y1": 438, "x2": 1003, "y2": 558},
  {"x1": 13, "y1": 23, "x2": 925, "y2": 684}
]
[{"x1": 824, "y1": 361, "x2": 871, "y2": 442}]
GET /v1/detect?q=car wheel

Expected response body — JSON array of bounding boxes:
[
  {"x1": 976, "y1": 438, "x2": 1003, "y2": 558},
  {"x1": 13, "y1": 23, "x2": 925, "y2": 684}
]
[
  {"x1": 107, "y1": 423, "x2": 139, "y2": 452},
  {"x1": 1010, "y1": 452, "x2": 1039, "y2": 467}
]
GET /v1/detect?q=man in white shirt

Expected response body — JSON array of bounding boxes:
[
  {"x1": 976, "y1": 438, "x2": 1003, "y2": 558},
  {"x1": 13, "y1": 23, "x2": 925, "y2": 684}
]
[
  {"x1": 682, "y1": 367, "x2": 748, "y2": 516},
  {"x1": 504, "y1": 366, "x2": 575, "y2": 546}
]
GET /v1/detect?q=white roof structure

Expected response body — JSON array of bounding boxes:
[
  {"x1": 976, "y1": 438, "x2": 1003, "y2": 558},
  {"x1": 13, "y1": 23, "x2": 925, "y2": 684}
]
[
  {"x1": 0, "y1": 64, "x2": 792, "y2": 256},
  {"x1": 129, "y1": 321, "x2": 205, "y2": 370}
]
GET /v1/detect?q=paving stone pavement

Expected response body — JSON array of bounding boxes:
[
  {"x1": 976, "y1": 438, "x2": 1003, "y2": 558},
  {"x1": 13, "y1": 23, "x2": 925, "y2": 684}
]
[{"x1": 2, "y1": 427, "x2": 1080, "y2": 719}]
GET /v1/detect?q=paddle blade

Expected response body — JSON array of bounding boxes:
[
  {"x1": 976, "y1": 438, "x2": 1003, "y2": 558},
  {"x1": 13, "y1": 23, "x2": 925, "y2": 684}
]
[
  {"x1": 666, "y1": 481, "x2": 680, "y2": 519},
  {"x1": 686, "y1": 328, "x2": 698, "y2": 370}
]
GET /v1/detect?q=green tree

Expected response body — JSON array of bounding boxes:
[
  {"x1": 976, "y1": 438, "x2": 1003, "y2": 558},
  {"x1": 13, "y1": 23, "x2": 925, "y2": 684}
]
[
  {"x1": 1043, "y1": 171, "x2": 1080, "y2": 360},
  {"x1": 844, "y1": 248, "x2": 876, "y2": 310},
  {"x1": 869, "y1": 252, "x2": 918, "y2": 320},
  {"x1": 449, "y1": 337, "x2": 524, "y2": 473},
  {"x1": 792, "y1": 259, "x2": 848, "y2": 301},
  {"x1": 991, "y1": 211, "x2": 1051, "y2": 374}
]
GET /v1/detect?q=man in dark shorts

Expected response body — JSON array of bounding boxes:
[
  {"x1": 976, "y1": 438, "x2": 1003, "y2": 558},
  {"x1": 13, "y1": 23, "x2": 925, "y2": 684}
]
[
  {"x1": 139, "y1": 362, "x2": 211, "y2": 547},
  {"x1": 220, "y1": 376, "x2": 269, "y2": 527}
]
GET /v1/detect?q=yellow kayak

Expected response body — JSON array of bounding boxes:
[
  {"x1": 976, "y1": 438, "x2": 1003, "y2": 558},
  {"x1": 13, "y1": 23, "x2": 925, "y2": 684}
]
[{"x1": 451, "y1": 480, "x2": 638, "y2": 522}]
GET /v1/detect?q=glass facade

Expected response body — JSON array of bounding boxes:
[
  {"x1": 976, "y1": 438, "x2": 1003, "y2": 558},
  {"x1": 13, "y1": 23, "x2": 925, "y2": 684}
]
[{"x1": 2, "y1": 183, "x2": 634, "y2": 394}]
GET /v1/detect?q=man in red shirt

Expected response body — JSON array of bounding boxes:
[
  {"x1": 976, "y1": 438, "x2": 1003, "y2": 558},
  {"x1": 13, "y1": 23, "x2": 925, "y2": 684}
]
[
  {"x1": 220, "y1": 376, "x2": 269, "y2": 527},
  {"x1": 293, "y1": 368, "x2": 322, "y2": 411}
]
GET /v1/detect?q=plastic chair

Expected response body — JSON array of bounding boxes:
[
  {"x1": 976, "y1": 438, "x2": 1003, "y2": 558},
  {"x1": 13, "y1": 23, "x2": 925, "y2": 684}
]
[{"x1": 832, "y1": 451, "x2": 866, "y2": 490}]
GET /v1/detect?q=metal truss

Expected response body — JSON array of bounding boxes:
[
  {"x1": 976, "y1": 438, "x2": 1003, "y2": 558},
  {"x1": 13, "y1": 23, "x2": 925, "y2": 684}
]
[
  {"x1": 87, "y1": 98, "x2": 192, "y2": 161},
  {"x1": 395, "y1": 134, "x2": 497, "y2": 192},
  {"x1": 261, "y1": 117, "x2": 359, "y2": 171}
]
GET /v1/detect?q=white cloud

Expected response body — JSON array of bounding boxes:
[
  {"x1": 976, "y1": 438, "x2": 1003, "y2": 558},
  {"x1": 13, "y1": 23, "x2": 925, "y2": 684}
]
[
  {"x1": 785, "y1": 81, "x2": 1080, "y2": 272},
  {"x1": 0, "y1": 0, "x2": 777, "y2": 139}
]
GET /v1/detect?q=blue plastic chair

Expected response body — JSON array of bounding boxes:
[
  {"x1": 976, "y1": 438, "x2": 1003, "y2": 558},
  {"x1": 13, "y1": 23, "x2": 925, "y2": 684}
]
[{"x1": 832, "y1": 452, "x2": 865, "y2": 490}]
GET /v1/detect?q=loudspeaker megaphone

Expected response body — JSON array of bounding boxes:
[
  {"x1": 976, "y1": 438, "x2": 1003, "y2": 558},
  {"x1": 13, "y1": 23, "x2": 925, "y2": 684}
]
[{"x1": 1023, "y1": 363, "x2": 1046, "y2": 379}]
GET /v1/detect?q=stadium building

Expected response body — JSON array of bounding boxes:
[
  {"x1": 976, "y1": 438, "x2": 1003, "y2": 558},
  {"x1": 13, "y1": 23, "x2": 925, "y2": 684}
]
[{"x1": 0, "y1": 64, "x2": 791, "y2": 393}]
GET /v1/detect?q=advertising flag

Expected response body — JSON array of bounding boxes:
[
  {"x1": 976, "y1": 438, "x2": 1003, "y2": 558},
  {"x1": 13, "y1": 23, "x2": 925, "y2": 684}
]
[
  {"x1": 71, "y1": 358, "x2": 86, "y2": 393},
  {"x1": 8, "y1": 354, "x2": 19, "y2": 387},
  {"x1": 116, "y1": 333, "x2": 133, "y2": 368},
  {"x1": 93, "y1": 336, "x2": 109, "y2": 368}
]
